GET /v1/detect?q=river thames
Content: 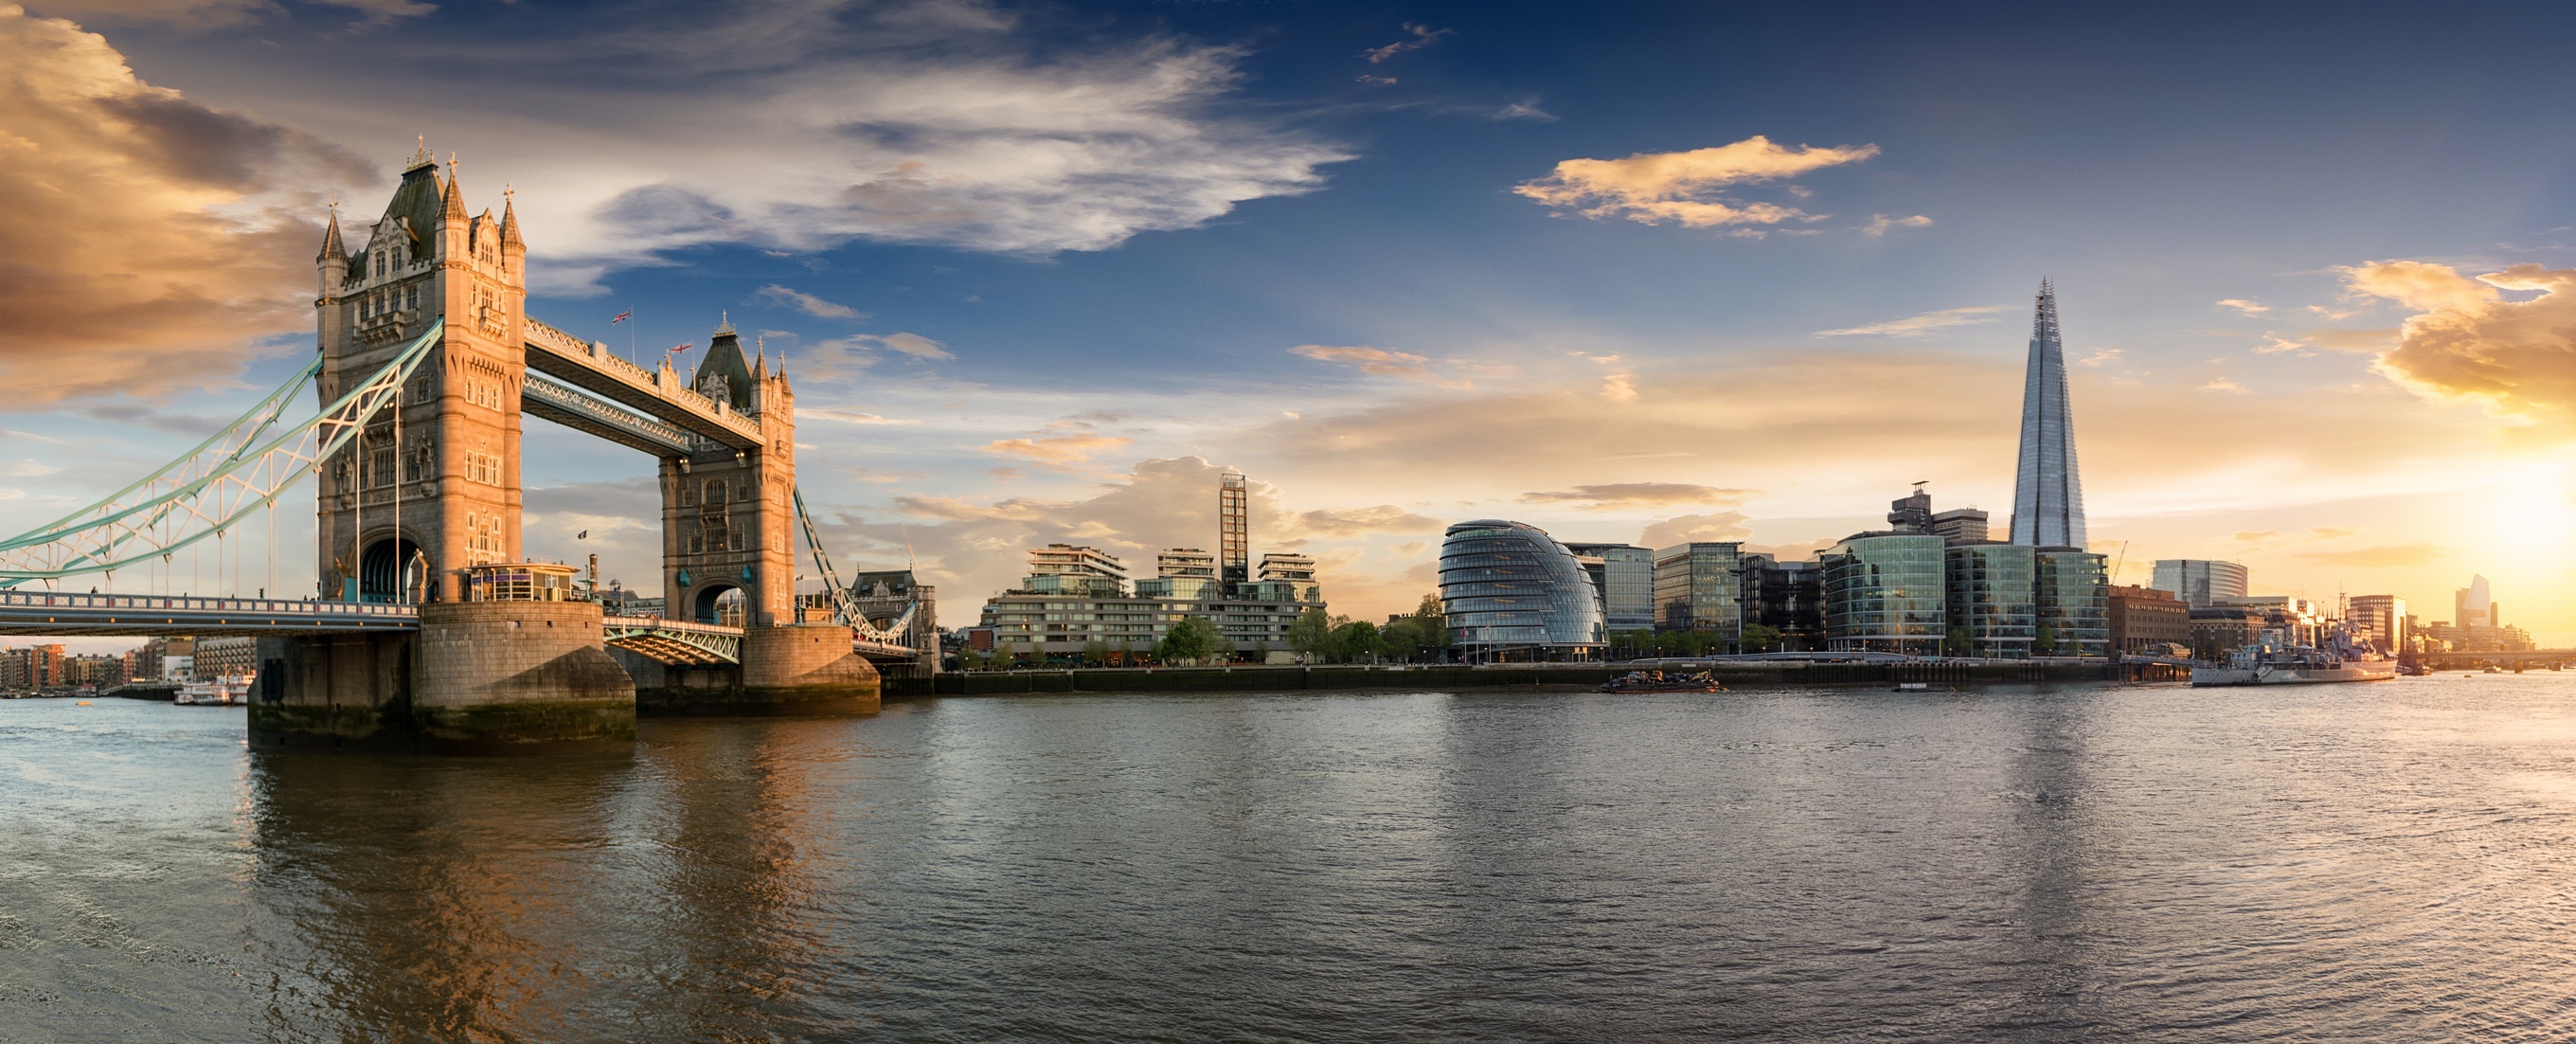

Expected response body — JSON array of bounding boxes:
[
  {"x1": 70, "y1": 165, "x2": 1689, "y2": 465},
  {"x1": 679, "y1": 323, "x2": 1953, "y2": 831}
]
[{"x1": 7, "y1": 677, "x2": 2576, "y2": 1041}]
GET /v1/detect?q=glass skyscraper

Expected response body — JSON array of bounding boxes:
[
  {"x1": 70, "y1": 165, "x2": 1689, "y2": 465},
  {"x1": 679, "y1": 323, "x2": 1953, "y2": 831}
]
[
  {"x1": 1439, "y1": 520, "x2": 1607, "y2": 661},
  {"x1": 2011, "y1": 279, "x2": 2089, "y2": 549}
]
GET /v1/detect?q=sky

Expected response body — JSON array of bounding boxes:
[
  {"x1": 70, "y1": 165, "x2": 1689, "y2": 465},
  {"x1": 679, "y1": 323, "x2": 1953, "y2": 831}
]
[{"x1": 5, "y1": 0, "x2": 2576, "y2": 644}]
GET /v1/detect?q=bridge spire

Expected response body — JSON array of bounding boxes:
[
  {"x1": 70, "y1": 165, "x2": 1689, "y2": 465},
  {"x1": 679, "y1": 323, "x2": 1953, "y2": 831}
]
[
  {"x1": 316, "y1": 206, "x2": 345, "y2": 261},
  {"x1": 438, "y1": 153, "x2": 465, "y2": 220},
  {"x1": 500, "y1": 185, "x2": 523, "y2": 249}
]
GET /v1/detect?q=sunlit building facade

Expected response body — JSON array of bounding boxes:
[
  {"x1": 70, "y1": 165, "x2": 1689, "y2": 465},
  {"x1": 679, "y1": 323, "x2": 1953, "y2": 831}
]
[
  {"x1": 1439, "y1": 520, "x2": 1606, "y2": 661},
  {"x1": 1820, "y1": 533, "x2": 1947, "y2": 656},
  {"x1": 1650, "y1": 542, "x2": 1744, "y2": 641},
  {"x1": 2150, "y1": 559, "x2": 2248, "y2": 609}
]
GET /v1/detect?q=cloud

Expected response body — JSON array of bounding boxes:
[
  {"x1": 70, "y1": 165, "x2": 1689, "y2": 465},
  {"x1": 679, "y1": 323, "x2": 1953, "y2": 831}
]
[
  {"x1": 25, "y1": 0, "x2": 429, "y2": 29},
  {"x1": 1513, "y1": 135, "x2": 1881, "y2": 229},
  {"x1": 1861, "y1": 213, "x2": 1932, "y2": 236},
  {"x1": 1285, "y1": 505, "x2": 1443, "y2": 537},
  {"x1": 2254, "y1": 335, "x2": 2308, "y2": 354},
  {"x1": 2295, "y1": 543, "x2": 2445, "y2": 567},
  {"x1": 807, "y1": 408, "x2": 919, "y2": 424},
  {"x1": 2297, "y1": 328, "x2": 2395, "y2": 353},
  {"x1": 1638, "y1": 512, "x2": 1754, "y2": 549},
  {"x1": 798, "y1": 331, "x2": 952, "y2": 380},
  {"x1": 1289, "y1": 344, "x2": 1468, "y2": 387},
  {"x1": 2081, "y1": 347, "x2": 2123, "y2": 367},
  {"x1": 2344, "y1": 261, "x2": 2576, "y2": 430},
  {"x1": 1356, "y1": 75, "x2": 1397, "y2": 86},
  {"x1": 1521, "y1": 483, "x2": 1755, "y2": 509},
  {"x1": 238, "y1": 4, "x2": 1351, "y2": 294},
  {"x1": 979, "y1": 423, "x2": 1133, "y2": 467},
  {"x1": 1815, "y1": 304, "x2": 2008, "y2": 338},
  {"x1": 1493, "y1": 99, "x2": 1554, "y2": 121},
  {"x1": 2204, "y1": 377, "x2": 2245, "y2": 392},
  {"x1": 0, "y1": 459, "x2": 63, "y2": 477},
  {"x1": 755, "y1": 284, "x2": 868, "y2": 319},
  {"x1": 0, "y1": 6, "x2": 373, "y2": 404},
  {"x1": 1363, "y1": 23, "x2": 1452, "y2": 63},
  {"x1": 860, "y1": 332, "x2": 953, "y2": 359},
  {"x1": 2217, "y1": 298, "x2": 2270, "y2": 315}
]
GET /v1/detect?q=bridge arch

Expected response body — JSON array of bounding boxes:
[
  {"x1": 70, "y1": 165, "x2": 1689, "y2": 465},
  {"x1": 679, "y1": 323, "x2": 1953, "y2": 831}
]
[
  {"x1": 358, "y1": 534, "x2": 426, "y2": 603},
  {"x1": 693, "y1": 584, "x2": 744, "y2": 626}
]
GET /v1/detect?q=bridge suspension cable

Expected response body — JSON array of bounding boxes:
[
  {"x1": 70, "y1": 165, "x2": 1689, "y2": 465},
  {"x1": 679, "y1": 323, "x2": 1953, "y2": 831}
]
[
  {"x1": 793, "y1": 486, "x2": 917, "y2": 643},
  {"x1": 0, "y1": 321, "x2": 446, "y2": 588}
]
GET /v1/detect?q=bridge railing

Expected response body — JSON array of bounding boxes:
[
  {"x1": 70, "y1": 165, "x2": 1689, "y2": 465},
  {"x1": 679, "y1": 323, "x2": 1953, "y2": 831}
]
[{"x1": 0, "y1": 591, "x2": 420, "y2": 618}]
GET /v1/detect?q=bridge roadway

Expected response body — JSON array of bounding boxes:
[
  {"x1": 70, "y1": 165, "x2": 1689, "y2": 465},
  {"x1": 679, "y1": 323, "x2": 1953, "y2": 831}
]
[
  {"x1": 0, "y1": 591, "x2": 416, "y2": 637},
  {"x1": 0, "y1": 592, "x2": 917, "y2": 662}
]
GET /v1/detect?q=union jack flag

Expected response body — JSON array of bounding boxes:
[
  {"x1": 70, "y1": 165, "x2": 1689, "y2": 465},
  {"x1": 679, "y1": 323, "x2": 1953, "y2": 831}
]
[{"x1": 611, "y1": 309, "x2": 633, "y2": 324}]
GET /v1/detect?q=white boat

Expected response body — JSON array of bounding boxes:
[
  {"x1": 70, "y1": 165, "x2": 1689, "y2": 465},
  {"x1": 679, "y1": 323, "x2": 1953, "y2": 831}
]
[
  {"x1": 175, "y1": 673, "x2": 253, "y2": 705},
  {"x1": 2191, "y1": 626, "x2": 2396, "y2": 687}
]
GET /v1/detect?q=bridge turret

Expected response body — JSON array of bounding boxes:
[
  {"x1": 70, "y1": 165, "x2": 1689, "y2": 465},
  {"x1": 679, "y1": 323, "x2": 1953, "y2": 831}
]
[{"x1": 315, "y1": 208, "x2": 348, "y2": 351}]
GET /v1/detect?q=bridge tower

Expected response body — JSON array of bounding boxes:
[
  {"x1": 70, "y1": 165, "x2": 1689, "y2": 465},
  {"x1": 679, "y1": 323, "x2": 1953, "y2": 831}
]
[
  {"x1": 314, "y1": 147, "x2": 525, "y2": 603},
  {"x1": 659, "y1": 324, "x2": 797, "y2": 628}
]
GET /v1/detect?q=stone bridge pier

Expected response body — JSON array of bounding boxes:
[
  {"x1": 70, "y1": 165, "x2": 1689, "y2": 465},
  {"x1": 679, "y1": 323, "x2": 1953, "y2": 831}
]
[{"x1": 252, "y1": 601, "x2": 635, "y2": 753}]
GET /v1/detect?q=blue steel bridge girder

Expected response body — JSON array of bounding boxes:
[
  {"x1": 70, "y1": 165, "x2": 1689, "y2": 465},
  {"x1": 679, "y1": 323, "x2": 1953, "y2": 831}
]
[
  {"x1": 0, "y1": 321, "x2": 444, "y2": 587},
  {"x1": 519, "y1": 373, "x2": 710, "y2": 458}
]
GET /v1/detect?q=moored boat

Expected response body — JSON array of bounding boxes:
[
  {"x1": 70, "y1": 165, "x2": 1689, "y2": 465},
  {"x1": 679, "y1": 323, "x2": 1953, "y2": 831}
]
[
  {"x1": 175, "y1": 672, "x2": 253, "y2": 706},
  {"x1": 1601, "y1": 670, "x2": 1726, "y2": 693},
  {"x1": 2191, "y1": 624, "x2": 2395, "y2": 687}
]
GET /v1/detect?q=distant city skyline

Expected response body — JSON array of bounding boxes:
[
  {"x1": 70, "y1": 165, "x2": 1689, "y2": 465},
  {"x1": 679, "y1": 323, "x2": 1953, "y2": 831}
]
[{"x1": 1, "y1": 2, "x2": 2571, "y2": 644}]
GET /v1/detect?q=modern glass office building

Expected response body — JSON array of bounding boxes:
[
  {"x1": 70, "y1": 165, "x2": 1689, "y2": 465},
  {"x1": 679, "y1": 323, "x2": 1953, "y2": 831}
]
[
  {"x1": 1439, "y1": 520, "x2": 1607, "y2": 661},
  {"x1": 1820, "y1": 533, "x2": 1947, "y2": 655},
  {"x1": 2035, "y1": 549, "x2": 2110, "y2": 657},
  {"x1": 1650, "y1": 542, "x2": 1744, "y2": 639},
  {"x1": 2149, "y1": 559, "x2": 2248, "y2": 608},
  {"x1": 1564, "y1": 543, "x2": 1655, "y2": 630},
  {"x1": 1739, "y1": 553, "x2": 1824, "y2": 649},
  {"x1": 1943, "y1": 543, "x2": 2037, "y2": 658}
]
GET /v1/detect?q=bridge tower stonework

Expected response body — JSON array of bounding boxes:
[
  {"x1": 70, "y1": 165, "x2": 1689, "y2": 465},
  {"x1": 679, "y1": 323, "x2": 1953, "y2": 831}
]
[
  {"x1": 261, "y1": 149, "x2": 634, "y2": 752},
  {"x1": 314, "y1": 147, "x2": 525, "y2": 603},
  {"x1": 659, "y1": 325, "x2": 796, "y2": 629}
]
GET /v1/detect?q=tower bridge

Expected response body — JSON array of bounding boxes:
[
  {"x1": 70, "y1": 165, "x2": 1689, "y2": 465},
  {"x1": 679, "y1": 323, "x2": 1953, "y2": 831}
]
[{"x1": 0, "y1": 149, "x2": 934, "y2": 748}]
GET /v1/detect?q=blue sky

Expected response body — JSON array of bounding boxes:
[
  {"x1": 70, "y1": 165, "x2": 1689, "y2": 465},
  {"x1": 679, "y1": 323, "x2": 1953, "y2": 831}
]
[{"x1": 6, "y1": 0, "x2": 2576, "y2": 638}]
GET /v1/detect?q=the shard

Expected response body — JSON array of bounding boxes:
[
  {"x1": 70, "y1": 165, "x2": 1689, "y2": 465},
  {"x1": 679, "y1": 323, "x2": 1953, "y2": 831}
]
[{"x1": 2010, "y1": 279, "x2": 2088, "y2": 549}]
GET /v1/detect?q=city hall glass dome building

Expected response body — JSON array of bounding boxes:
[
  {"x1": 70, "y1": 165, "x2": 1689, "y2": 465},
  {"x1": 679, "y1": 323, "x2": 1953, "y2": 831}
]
[{"x1": 1438, "y1": 520, "x2": 1607, "y2": 662}]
